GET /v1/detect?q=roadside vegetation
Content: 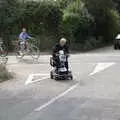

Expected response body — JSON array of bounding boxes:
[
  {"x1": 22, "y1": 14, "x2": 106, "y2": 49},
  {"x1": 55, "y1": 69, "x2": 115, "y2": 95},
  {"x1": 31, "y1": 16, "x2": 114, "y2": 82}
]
[
  {"x1": 0, "y1": 64, "x2": 13, "y2": 82},
  {"x1": 0, "y1": 0, "x2": 120, "y2": 51}
]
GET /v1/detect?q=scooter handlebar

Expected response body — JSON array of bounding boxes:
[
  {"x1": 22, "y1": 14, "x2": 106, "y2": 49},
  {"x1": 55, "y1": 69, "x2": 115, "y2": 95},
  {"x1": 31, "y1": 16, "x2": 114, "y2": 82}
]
[{"x1": 55, "y1": 53, "x2": 70, "y2": 57}]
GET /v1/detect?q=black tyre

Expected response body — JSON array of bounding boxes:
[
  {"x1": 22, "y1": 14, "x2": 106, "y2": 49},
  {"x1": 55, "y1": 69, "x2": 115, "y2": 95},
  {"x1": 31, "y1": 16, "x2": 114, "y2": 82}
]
[
  {"x1": 70, "y1": 75, "x2": 73, "y2": 80},
  {"x1": 50, "y1": 71, "x2": 53, "y2": 79},
  {"x1": 50, "y1": 57, "x2": 53, "y2": 66},
  {"x1": 114, "y1": 44, "x2": 117, "y2": 50},
  {"x1": 55, "y1": 76, "x2": 59, "y2": 81}
]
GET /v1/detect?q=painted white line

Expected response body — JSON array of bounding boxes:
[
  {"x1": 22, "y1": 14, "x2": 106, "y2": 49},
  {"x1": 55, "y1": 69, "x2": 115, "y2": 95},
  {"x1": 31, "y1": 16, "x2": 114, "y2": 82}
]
[
  {"x1": 72, "y1": 54, "x2": 120, "y2": 57},
  {"x1": 25, "y1": 73, "x2": 49, "y2": 85},
  {"x1": 35, "y1": 83, "x2": 79, "y2": 112},
  {"x1": 30, "y1": 73, "x2": 49, "y2": 76},
  {"x1": 26, "y1": 77, "x2": 49, "y2": 85},
  {"x1": 25, "y1": 74, "x2": 34, "y2": 85},
  {"x1": 89, "y1": 62, "x2": 115, "y2": 76}
]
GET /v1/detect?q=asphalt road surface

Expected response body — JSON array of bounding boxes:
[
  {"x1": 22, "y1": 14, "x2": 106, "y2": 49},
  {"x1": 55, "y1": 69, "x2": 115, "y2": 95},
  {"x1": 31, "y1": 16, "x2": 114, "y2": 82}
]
[{"x1": 0, "y1": 46, "x2": 120, "y2": 120}]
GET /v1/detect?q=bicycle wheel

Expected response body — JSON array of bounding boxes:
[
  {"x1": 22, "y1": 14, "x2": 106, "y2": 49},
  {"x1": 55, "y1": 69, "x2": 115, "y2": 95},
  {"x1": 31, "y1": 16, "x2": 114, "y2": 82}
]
[
  {"x1": 0, "y1": 44, "x2": 8, "y2": 57},
  {"x1": 15, "y1": 44, "x2": 25, "y2": 60},
  {"x1": 0, "y1": 56, "x2": 8, "y2": 64},
  {"x1": 29, "y1": 44, "x2": 40, "y2": 60}
]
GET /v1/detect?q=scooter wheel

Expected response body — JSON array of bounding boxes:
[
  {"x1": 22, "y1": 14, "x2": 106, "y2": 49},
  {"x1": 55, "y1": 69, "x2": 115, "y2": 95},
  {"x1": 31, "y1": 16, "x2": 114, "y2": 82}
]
[
  {"x1": 114, "y1": 44, "x2": 117, "y2": 50},
  {"x1": 50, "y1": 72, "x2": 53, "y2": 79},
  {"x1": 55, "y1": 76, "x2": 59, "y2": 81},
  {"x1": 70, "y1": 75, "x2": 73, "y2": 80}
]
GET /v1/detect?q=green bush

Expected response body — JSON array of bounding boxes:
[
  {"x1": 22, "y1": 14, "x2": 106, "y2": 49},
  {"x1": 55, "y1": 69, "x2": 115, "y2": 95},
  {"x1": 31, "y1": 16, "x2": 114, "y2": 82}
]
[
  {"x1": 62, "y1": 0, "x2": 95, "y2": 46},
  {"x1": 70, "y1": 37, "x2": 103, "y2": 51},
  {"x1": 0, "y1": 0, "x2": 120, "y2": 51},
  {"x1": 108, "y1": 10, "x2": 120, "y2": 38},
  {"x1": 84, "y1": 0, "x2": 120, "y2": 43},
  {"x1": 7, "y1": 1, "x2": 62, "y2": 50}
]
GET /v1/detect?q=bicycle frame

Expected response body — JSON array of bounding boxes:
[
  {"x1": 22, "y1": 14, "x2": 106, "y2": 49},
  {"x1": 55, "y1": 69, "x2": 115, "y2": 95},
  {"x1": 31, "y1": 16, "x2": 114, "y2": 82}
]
[{"x1": 16, "y1": 39, "x2": 40, "y2": 61}]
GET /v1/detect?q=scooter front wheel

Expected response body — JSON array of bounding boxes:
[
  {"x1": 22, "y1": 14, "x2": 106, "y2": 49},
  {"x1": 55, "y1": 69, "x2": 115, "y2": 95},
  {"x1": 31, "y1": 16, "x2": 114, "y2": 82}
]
[
  {"x1": 70, "y1": 75, "x2": 73, "y2": 80},
  {"x1": 54, "y1": 75, "x2": 60, "y2": 81},
  {"x1": 50, "y1": 71, "x2": 53, "y2": 79}
]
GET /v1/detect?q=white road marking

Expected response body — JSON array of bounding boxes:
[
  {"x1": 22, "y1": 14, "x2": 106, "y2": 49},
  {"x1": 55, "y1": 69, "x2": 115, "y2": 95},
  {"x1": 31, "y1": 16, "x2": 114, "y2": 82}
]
[
  {"x1": 72, "y1": 53, "x2": 120, "y2": 57},
  {"x1": 25, "y1": 73, "x2": 49, "y2": 85},
  {"x1": 35, "y1": 83, "x2": 79, "y2": 112},
  {"x1": 90, "y1": 62, "x2": 115, "y2": 76}
]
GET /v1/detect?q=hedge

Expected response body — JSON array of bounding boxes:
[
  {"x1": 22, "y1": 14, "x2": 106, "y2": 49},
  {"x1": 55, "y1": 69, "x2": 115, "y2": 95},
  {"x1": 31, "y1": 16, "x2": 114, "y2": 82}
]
[{"x1": 0, "y1": 0, "x2": 120, "y2": 51}]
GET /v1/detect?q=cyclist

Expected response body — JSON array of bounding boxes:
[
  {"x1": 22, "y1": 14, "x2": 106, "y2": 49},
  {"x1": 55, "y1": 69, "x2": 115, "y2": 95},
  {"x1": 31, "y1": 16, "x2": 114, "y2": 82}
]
[
  {"x1": 19, "y1": 28, "x2": 32, "y2": 50},
  {"x1": 52, "y1": 38, "x2": 69, "y2": 72}
]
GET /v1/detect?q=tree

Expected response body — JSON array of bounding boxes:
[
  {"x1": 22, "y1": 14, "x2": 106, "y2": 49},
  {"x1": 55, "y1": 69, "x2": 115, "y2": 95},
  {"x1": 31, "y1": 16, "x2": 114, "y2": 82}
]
[
  {"x1": 62, "y1": 0, "x2": 94, "y2": 43},
  {"x1": 84, "y1": 0, "x2": 119, "y2": 42},
  {"x1": 0, "y1": 0, "x2": 20, "y2": 50},
  {"x1": 113, "y1": 0, "x2": 120, "y2": 13}
]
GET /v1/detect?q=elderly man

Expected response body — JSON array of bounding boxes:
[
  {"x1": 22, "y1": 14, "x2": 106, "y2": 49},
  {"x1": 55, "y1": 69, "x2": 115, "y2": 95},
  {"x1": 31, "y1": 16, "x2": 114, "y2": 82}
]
[{"x1": 52, "y1": 38, "x2": 69, "y2": 72}]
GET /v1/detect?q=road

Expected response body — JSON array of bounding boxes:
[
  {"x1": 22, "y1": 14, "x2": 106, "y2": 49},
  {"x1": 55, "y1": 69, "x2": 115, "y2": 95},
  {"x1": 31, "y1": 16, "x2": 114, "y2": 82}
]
[{"x1": 0, "y1": 46, "x2": 120, "y2": 120}]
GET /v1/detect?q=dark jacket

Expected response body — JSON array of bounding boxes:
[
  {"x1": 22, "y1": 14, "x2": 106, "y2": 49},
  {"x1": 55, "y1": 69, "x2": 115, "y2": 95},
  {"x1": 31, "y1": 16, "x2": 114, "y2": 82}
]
[{"x1": 52, "y1": 44, "x2": 69, "y2": 57}]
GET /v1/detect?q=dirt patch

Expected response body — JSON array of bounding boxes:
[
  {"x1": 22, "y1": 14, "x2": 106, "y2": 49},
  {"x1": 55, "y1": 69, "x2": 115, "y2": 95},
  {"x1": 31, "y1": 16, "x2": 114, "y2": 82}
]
[{"x1": 0, "y1": 64, "x2": 13, "y2": 82}]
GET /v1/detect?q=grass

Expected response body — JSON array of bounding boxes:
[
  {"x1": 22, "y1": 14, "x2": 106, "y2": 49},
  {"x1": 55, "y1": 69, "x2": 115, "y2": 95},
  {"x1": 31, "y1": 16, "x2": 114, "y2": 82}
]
[{"x1": 0, "y1": 64, "x2": 13, "y2": 82}]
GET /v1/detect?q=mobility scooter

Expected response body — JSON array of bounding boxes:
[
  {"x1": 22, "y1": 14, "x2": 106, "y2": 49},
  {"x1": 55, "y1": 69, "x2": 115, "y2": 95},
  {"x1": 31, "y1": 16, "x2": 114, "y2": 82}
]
[{"x1": 50, "y1": 50, "x2": 73, "y2": 80}]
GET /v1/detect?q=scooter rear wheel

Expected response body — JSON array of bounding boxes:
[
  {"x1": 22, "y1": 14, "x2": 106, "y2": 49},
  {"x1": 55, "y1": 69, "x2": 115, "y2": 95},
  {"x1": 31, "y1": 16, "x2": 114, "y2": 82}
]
[
  {"x1": 50, "y1": 71, "x2": 53, "y2": 79},
  {"x1": 55, "y1": 76, "x2": 59, "y2": 81},
  {"x1": 70, "y1": 75, "x2": 73, "y2": 80}
]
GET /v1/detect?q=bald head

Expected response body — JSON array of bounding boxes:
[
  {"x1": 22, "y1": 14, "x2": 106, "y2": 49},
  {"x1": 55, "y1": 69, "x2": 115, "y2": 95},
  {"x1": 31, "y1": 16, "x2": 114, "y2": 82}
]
[
  {"x1": 22, "y1": 28, "x2": 26, "y2": 32},
  {"x1": 60, "y1": 38, "x2": 67, "y2": 47}
]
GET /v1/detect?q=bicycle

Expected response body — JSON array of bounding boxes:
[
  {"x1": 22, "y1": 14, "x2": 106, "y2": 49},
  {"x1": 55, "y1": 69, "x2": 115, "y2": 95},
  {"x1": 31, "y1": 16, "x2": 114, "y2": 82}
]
[
  {"x1": 15, "y1": 38, "x2": 40, "y2": 62},
  {"x1": 0, "y1": 41, "x2": 8, "y2": 64}
]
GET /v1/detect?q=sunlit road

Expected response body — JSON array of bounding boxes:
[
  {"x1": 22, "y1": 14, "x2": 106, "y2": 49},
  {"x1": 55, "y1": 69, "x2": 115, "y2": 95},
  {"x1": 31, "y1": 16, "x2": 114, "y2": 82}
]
[{"x1": 0, "y1": 46, "x2": 120, "y2": 120}]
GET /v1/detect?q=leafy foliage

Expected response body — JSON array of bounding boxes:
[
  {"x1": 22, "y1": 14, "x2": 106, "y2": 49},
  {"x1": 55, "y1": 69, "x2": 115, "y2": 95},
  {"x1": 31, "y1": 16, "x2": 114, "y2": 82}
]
[
  {"x1": 0, "y1": 0, "x2": 120, "y2": 51},
  {"x1": 62, "y1": 0, "x2": 94, "y2": 43}
]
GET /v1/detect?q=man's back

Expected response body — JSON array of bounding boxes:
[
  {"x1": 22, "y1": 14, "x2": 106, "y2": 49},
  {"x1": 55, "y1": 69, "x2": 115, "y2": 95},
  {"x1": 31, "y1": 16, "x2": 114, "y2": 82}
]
[{"x1": 53, "y1": 44, "x2": 69, "y2": 55}]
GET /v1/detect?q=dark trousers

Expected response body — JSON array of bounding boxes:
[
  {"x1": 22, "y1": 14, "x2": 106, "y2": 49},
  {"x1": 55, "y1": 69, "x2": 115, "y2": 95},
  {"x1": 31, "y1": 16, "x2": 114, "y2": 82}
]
[{"x1": 53, "y1": 56, "x2": 68, "y2": 71}]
